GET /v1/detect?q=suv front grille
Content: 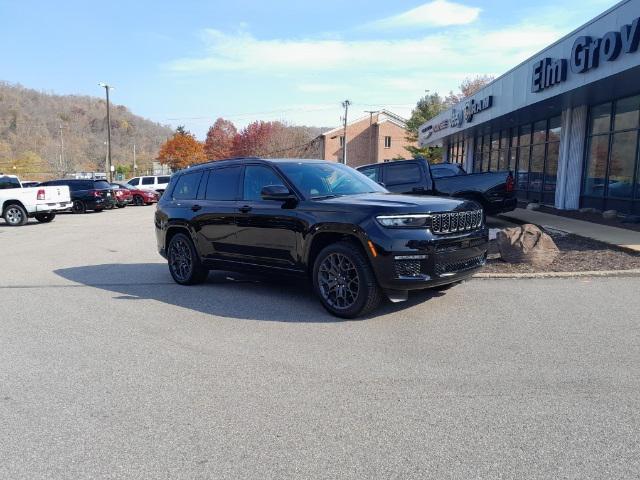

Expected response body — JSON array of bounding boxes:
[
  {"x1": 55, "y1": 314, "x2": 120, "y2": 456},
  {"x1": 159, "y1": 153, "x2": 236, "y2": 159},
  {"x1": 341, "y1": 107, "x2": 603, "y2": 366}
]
[
  {"x1": 431, "y1": 210, "x2": 482, "y2": 234},
  {"x1": 434, "y1": 254, "x2": 486, "y2": 276}
]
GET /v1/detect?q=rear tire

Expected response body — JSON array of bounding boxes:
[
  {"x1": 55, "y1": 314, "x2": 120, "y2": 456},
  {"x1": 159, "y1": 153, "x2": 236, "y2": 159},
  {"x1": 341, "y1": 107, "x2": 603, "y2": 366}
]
[
  {"x1": 167, "y1": 233, "x2": 209, "y2": 285},
  {"x1": 72, "y1": 201, "x2": 86, "y2": 214},
  {"x1": 3, "y1": 203, "x2": 28, "y2": 226},
  {"x1": 312, "y1": 241, "x2": 382, "y2": 319},
  {"x1": 134, "y1": 196, "x2": 144, "y2": 206},
  {"x1": 35, "y1": 212, "x2": 56, "y2": 223}
]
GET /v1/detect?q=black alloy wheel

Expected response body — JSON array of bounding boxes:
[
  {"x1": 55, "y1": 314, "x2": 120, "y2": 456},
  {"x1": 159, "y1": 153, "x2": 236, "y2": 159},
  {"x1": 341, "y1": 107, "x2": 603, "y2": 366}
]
[
  {"x1": 72, "y1": 200, "x2": 86, "y2": 214},
  {"x1": 167, "y1": 233, "x2": 208, "y2": 285},
  {"x1": 134, "y1": 195, "x2": 144, "y2": 206},
  {"x1": 313, "y1": 241, "x2": 382, "y2": 318}
]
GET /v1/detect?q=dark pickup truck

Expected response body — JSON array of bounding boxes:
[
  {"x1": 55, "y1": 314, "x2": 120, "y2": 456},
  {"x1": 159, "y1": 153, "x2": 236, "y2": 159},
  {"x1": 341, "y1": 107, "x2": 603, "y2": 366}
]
[{"x1": 357, "y1": 159, "x2": 516, "y2": 215}]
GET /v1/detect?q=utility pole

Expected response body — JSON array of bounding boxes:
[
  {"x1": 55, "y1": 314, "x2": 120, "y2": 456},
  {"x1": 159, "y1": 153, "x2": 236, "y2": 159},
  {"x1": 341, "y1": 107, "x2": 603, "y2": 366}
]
[
  {"x1": 99, "y1": 83, "x2": 114, "y2": 181},
  {"x1": 133, "y1": 143, "x2": 137, "y2": 177},
  {"x1": 341, "y1": 100, "x2": 351, "y2": 165},
  {"x1": 59, "y1": 124, "x2": 65, "y2": 174},
  {"x1": 365, "y1": 110, "x2": 379, "y2": 164}
]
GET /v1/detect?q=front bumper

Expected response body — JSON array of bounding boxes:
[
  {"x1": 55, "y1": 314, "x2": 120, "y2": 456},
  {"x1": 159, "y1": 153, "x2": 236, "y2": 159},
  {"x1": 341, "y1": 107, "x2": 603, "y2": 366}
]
[{"x1": 367, "y1": 226, "x2": 489, "y2": 291}]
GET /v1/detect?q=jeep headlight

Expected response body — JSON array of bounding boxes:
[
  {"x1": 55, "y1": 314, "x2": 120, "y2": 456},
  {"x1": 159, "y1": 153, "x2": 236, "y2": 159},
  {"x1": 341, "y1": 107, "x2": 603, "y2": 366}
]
[{"x1": 376, "y1": 214, "x2": 430, "y2": 228}]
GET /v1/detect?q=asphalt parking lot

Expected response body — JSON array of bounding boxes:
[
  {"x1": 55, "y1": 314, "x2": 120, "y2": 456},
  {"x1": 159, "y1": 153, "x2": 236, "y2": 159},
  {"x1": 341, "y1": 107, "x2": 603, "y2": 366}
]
[{"x1": 1, "y1": 207, "x2": 639, "y2": 479}]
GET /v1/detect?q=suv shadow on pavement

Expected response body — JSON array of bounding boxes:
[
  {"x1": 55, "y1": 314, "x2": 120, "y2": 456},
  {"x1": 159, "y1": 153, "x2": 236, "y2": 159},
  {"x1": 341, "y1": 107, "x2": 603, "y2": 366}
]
[{"x1": 54, "y1": 263, "x2": 446, "y2": 323}]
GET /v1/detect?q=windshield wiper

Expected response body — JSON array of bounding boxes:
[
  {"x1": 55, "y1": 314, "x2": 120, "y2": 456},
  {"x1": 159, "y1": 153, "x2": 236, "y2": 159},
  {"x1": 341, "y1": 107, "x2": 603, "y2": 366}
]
[{"x1": 311, "y1": 194, "x2": 341, "y2": 200}]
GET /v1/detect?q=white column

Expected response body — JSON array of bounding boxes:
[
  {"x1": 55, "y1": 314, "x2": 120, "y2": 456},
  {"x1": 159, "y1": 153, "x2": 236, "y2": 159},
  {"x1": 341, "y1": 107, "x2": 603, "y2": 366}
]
[
  {"x1": 464, "y1": 137, "x2": 474, "y2": 172},
  {"x1": 555, "y1": 105, "x2": 588, "y2": 210}
]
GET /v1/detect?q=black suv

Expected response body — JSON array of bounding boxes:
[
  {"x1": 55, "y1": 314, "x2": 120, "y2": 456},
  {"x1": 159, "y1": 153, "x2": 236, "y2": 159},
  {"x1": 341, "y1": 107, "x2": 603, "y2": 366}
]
[
  {"x1": 155, "y1": 158, "x2": 488, "y2": 318},
  {"x1": 39, "y1": 179, "x2": 116, "y2": 213}
]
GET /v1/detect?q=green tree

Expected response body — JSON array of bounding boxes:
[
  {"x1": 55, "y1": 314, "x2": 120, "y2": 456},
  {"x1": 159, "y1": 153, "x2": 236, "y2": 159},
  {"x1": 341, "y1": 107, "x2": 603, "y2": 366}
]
[{"x1": 404, "y1": 92, "x2": 448, "y2": 161}]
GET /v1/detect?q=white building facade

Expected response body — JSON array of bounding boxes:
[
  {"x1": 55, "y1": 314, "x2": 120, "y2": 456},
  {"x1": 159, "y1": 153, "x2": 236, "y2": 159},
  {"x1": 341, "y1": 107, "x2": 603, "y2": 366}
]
[{"x1": 419, "y1": 0, "x2": 640, "y2": 214}]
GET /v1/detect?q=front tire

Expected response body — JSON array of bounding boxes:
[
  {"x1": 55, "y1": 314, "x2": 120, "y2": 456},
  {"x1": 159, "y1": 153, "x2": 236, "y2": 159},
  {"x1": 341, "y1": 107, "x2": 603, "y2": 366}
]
[
  {"x1": 3, "y1": 203, "x2": 28, "y2": 226},
  {"x1": 133, "y1": 196, "x2": 144, "y2": 206},
  {"x1": 313, "y1": 241, "x2": 382, "y2": 318},
  {"x1": 167, "y1": 233, "x2": 208, "y2": 285},
  {"x1": 35, "y1": 212, "x2": 56, "y2": 223}
]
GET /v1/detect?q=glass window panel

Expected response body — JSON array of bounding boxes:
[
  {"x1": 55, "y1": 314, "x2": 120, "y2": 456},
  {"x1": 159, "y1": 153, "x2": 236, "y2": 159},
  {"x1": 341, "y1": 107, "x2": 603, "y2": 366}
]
[
  {"x1": 500, "y1": 130, "x2": 509, "y2": 149},
  {"x1": 529, "y1": 144, "x2": 545, "y2": 191},
  {"x1": 511, "y1": 132, "x2": 519, "y2": 148},
  {"x1": 583, "y1": 135, "x2": 610, "y2": 197},
  {"x1": 489, "y1": 150, "x2": 499, "y2": 172},
  {"x1": 498, "y1": 149, "x2": 507, "y2": 171},
  {"x1": 519, "y1": 124, "x2": 532, "y2": 146},
  {"x1": 482, "y1": 134, "x2": 491, "y2": 153},
  {"x1": 614, "y1": 96, "x2": 640, "y2": 132},
  {"x1": 517, "y1": 147, "x2": 530, "y2": 190},
  {"x1": 544, "y1": 142, "x2": 560, "y2": 192},
  {"x1": 205, "y1": 166, "x2": 242, "y2": 200},
  {"x1": 509, "y1": 147, "x2": 517, "y2": 172},
  {"x1": 172, "y1": 172, "x2": 203, "y2": 200},
  {"x1": 491, "y1": 132, "x2": 500, "y2": 150},
  {"x1": 243, "y1": 165, "x2": 285, "y2": 201},
  {"x1": 532, "y1": 120, "x2": 547, "y2": 144},
  {"x1": 590, "y1": 102, "x2": 612, "y2": 135},
  {"x1": 549, "y1": 116, "x2": 562, "y2": 142},
  {"x1": 607, "y1": 130, "x2": 638, "y2": 198}
]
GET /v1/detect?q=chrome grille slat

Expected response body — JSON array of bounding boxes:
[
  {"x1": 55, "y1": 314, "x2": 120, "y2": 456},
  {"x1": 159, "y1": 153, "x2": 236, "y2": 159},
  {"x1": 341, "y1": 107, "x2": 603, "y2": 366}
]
[{"x1": 430, "y1": 209, "x2": 483, "y2": 234}]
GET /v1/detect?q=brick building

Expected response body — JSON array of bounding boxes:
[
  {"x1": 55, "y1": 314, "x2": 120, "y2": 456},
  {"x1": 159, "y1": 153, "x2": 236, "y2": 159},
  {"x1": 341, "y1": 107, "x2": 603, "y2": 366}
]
[{"x1": 320, "y1": 110, "x2": 416, "y2": 168}]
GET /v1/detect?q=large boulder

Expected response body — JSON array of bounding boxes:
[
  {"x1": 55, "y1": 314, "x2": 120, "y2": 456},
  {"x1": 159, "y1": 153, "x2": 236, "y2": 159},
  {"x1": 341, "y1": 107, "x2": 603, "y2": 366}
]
[{"x1": 496, "y1": 224, "x2": 560, "y2": 267}]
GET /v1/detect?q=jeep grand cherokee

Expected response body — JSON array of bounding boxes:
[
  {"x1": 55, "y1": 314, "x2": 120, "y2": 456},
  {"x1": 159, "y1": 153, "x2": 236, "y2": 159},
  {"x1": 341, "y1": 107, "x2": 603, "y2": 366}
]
[{"x1": 155, "y1": 158, "x2": 488, "y2": 318}]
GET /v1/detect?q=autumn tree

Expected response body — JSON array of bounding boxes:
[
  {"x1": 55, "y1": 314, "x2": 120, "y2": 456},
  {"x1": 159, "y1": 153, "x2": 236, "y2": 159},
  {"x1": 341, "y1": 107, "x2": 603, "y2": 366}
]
[
  {"x1": 157, "y1": 127, "x2": 206, "y2": 170},
  {"x1": 204, "y1": 118, "x2": 237, "y2": 160},
  {"x1": 231, "y1": 121, "x2": 278, "y2": 157},
  {"x1": 444, "y1": 74, "x2": 495, "y2": 106}
]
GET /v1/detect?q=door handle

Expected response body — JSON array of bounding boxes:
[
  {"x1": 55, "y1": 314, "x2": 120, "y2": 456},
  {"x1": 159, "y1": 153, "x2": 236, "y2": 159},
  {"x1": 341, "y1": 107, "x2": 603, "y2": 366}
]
[
  {"x1": 191, "y1": 204, "x2": 202, "y2": 212},
  {"x1": 239, "y1": 205, "x2": 252, "y2": 213}
]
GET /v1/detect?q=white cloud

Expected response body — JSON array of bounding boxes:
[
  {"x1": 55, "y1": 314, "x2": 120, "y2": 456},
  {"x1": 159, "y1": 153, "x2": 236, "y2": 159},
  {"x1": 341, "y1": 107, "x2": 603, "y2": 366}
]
[
  {"x1": 168, "y1": 23, "x2": 562, "y2": 76},
  {"x1": 369, "y1": 0, "x2": 481, "y2": 29}
]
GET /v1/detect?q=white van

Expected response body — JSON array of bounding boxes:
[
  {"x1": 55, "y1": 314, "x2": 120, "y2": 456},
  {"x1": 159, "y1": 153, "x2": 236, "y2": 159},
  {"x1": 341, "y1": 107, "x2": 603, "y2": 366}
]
[{"x1": 127, "y1": 175, "x2": 171, "y2": 193}]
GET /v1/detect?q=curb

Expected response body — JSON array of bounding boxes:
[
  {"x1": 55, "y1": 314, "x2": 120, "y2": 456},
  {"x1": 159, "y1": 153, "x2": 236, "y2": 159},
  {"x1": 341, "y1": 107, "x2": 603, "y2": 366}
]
[{"x1": 474, "y1": 269, "x2": 640, "y2": 279}]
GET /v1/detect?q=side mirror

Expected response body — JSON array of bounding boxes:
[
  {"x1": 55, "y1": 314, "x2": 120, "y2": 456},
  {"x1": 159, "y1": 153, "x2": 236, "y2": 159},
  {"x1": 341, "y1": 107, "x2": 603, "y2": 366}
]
[{"x1": 261, "y1": 185, "x2": 296, "y2": 201}]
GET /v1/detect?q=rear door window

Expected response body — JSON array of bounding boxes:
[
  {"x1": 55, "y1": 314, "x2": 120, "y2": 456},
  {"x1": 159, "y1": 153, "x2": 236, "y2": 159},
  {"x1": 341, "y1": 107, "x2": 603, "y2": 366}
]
[
  {"x1": 172, "y1": 172, "x2": 203, "y2": 200},
  {"x1": 205, "y1": 167, "x2": 242, "y2": 200},
  {"x1": 141, "y1": 177, "x2": 154, "y2": 186},
  {"x1": 384, "y1": 163, "x2": 422, "y2": 185},
  {"x1": 93, "y1": 180, "x2": 112, "y2": 189}
]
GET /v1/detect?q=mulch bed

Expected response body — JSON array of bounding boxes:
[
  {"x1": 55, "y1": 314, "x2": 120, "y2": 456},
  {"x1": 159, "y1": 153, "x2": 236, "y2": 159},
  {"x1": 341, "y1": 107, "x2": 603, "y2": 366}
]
[
  {"x1": 483, "y1": 230, "x2": 640, "y2": 274},
  {"x1": 534, "y1": 204, "x2": 640, "y2": 233}
]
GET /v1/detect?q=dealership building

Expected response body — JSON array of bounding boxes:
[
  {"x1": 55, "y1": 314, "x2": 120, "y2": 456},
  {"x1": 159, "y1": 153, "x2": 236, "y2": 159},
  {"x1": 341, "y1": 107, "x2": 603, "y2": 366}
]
[{"x1": 419, "y1": 0, "x2": 640, "y2": 214}]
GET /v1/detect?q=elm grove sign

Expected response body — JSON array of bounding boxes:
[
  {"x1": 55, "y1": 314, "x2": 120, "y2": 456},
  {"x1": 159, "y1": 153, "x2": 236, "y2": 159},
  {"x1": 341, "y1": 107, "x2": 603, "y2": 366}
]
[{"x1": 532, "y1": 16, "x2": 640, "y2": 93}]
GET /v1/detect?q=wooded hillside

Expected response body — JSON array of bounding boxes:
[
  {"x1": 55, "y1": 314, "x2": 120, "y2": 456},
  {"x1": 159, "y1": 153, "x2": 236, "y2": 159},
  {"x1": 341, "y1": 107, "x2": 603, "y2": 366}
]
[{"x1": 0, "y1": 82, "x2": 173, "y2": 179}]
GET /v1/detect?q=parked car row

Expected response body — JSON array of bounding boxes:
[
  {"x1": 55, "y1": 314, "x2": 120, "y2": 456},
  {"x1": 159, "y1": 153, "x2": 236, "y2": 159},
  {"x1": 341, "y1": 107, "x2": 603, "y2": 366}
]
[{"x1": 0, "y1": 174, "x2": 162, "y2": 226}]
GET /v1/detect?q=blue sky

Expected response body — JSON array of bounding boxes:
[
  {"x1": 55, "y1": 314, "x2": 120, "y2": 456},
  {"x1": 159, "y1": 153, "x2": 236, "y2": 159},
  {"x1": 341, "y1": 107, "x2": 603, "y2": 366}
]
[{"x1": 1, "y1": 0, "x2": 616, "y2": 138}]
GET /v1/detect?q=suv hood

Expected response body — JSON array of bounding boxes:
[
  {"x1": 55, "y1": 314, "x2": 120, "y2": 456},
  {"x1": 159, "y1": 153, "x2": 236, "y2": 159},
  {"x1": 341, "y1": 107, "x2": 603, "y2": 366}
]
[{"x1": 316, "y1": 192, "x2": 475, "y2": 213}]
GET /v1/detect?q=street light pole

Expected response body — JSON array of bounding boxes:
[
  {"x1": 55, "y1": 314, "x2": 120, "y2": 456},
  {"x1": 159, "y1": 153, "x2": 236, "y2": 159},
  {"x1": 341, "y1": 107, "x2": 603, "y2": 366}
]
[
  {"x1": 341, "y1": 99, "x2": 351, "y2": 165},
  {"x1": 99, "y1": 83, "x2": 114, "y2": 181}
]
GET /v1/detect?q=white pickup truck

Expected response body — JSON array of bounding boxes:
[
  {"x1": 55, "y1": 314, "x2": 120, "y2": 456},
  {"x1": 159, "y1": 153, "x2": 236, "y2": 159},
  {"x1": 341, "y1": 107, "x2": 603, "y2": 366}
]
[{"x1": 0, "y1": 175, "x2": 71, "y2": 226}]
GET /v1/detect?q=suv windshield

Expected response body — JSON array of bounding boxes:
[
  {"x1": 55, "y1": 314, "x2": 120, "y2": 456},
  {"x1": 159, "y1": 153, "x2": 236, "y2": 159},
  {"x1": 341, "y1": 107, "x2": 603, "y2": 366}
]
[{"x1": 278, "y1": 162, "x2": 386, "y2": 199}]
